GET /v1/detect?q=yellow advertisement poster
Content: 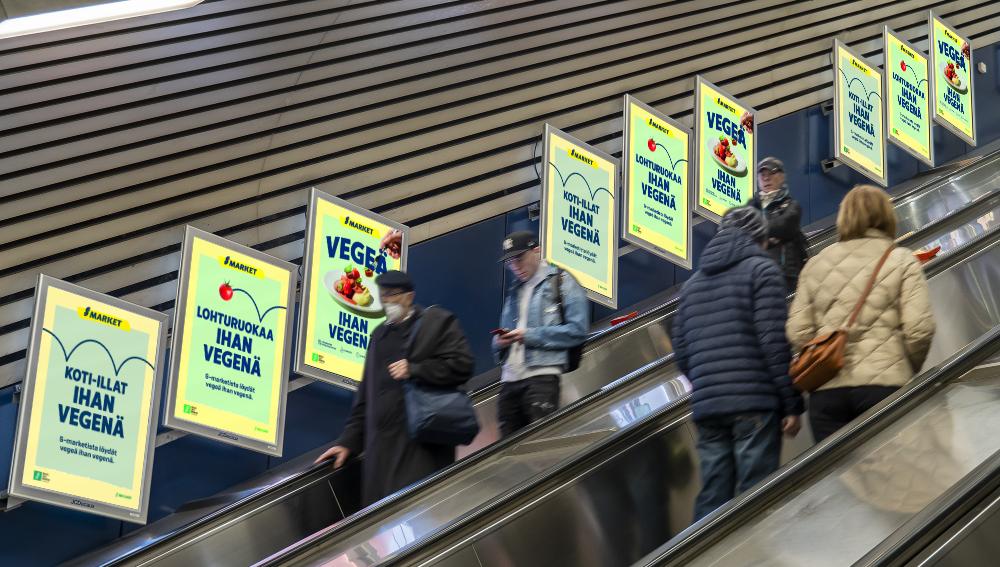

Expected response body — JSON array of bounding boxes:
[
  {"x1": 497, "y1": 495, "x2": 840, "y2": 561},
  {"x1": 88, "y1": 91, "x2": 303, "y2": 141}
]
[
  {"x1": 542, "y1": 124, "x2": 619, "y2": 308},
  {"x1": 694, "y1": 77, "x2": 756, "y2": 222},
  {"x1": 834, "y1": 40, "x2": 887, "y2": 186},
  {"x1": 884, "y1": 28, "x2": 934, "y2": 166},
  {"x1": 930, "y1": 13, "x2": 976, "y2": 146},
  {"x1": 296, "y1": 189, "x2": 408, "y2": 388},
  {"x1": 10, "y1": 277, "x2": 166, "y2": 523},
  {"x1": 165, "y1": 228, "x2": 296, "y2": 456}
]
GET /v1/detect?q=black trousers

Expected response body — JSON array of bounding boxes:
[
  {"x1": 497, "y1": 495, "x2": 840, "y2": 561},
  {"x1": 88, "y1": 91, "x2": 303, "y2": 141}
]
[
  {"x1": 498, "y1": 375, "x2": 560, "y2": 438},
  {"x1": 809, "y1": 386, "x2": 899, "y2": 443}
]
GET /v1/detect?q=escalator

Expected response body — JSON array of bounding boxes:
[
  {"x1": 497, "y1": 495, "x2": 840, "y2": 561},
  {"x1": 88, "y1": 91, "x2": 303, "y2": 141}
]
[
  {"x1": 249, "y1": 193, "x2": 1000, "y2": 567},
  {"x1": 78, "y1": 147, "x2": 1000, "y2": 567}
]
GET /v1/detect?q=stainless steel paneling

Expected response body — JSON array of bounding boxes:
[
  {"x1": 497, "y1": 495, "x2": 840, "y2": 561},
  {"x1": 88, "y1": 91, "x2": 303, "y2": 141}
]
[
  {"x1": 2, "y1": 1, "x2": 999, "y2": 382},
  {"x1": 912, "y1": 491, "x2": 1000, "y2": 567}
]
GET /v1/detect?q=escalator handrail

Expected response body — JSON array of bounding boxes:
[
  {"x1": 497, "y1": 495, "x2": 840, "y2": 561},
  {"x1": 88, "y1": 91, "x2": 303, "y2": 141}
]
[{"x1": 253, "y1": 207, "x2": 1000, "y2": 567}]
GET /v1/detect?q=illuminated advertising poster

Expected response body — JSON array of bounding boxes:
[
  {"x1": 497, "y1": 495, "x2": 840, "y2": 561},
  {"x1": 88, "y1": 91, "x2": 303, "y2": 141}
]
[
  {"x1": 929, "y1": 12, "x2": 976, "y2": 146},
  {"x1": 541, "y1": 124, "x2": 619, "y2": 308},
  {"x1": 694, "y1": 76, "x2": 756, "y2": 222},
  {"x1": 295, "y1": 189, "x2": 409, "y2": 389},
  {"x1": 834, "y1": 39, "x2": 887, "y2": 186},
  {"x1": 884, "y1": 27, "x2": 935, "y2": 166},
  {"x1": 621, "y1": 95, "x2": 692, "y2": 269},
  {"x1": 8, "y1": 276, "x2": 167, "y2": 523},
  {"x1": 164, "y1": 227, "x2": 296, "y2": 456}
]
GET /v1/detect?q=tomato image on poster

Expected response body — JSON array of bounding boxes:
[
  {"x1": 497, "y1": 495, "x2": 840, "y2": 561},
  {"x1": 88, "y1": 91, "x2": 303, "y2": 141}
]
[
  {"x1": 165, "y1": 228, "x2": 296, "y2": 456},
  {"x1": 930, "y1": 12, "x2": 976, "y2": 146},
  {"x1": 622, "y1": 95, "x2": 692, "y2": 269},
  {"x1": 695, "y1": 77, "x2": 756, "y2": 221},
  {"x1": 296, "y1": 189, "x2": 409, "y2": 389}
]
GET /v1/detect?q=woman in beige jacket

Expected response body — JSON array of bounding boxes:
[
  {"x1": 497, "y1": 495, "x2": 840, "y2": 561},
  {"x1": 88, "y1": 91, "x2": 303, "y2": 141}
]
[{"x1": 787, "y1": 185, "x2": 935, "y2": 442}]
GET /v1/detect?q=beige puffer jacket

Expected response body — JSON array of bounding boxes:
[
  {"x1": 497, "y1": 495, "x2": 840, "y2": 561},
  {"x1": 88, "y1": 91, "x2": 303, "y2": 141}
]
[{"x1": 787, "y1": 229, "x2": 935, "y2": 389}]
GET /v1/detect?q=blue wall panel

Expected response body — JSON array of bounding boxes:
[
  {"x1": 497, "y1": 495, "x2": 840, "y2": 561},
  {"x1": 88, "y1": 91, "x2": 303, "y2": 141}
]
[{"x1": 4, "y1": 37, "x2": 1000, "y2": 567}]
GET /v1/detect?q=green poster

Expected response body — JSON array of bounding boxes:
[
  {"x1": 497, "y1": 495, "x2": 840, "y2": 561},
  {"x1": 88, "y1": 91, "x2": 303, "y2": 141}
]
[
  {"x1": 296, "y1": 190, "x2": 408, "y2": 389},
  {"x1": 542, "y1": 124, "x2": 619, "y2": 308},
  {"x1": 9, "y1": 277, "x2": 166, "y2": 523},
  {"x1": 695, "y1": 76, "x2": 756, "y2": 221},
  {"x1": 622, "y1": 95, "x2": 691, "y2": 269},
  {"x1": 165, "y1": 228, "x2": 296, "y2": 456},
  {"x1": 834, "y1": 40, "x2": 887, "y2": 186},
  {"x1": 930, "y1": 13, "x2": 976, "y2": 146},
  {"x1": 885, "y1": 28, "x2": 934, "y2": 166}
]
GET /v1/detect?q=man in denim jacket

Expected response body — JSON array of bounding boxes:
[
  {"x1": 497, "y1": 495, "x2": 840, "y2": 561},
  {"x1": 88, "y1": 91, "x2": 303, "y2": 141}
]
[{"x1": 493, "y1": 231, "x2": 589, "y2": 438}]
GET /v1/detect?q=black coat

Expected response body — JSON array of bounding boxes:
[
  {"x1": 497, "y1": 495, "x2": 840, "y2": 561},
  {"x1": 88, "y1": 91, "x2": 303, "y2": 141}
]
[
  {"x1": 336, "y1": 305, "x2": 474, "y2": 505},
  {"x1": 750, "y1": 187, "x2": 808, "y2": 291},
  {"x1": 672, "y1": 228, "x2": 804, "y2": 421}
]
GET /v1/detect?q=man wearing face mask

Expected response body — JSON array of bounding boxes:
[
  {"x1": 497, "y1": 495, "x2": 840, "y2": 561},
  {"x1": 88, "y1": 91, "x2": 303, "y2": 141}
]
[
  {"x1": 314, "y1": 270, "x2": 475, "y2": 505},
  {"x1": 493, "y1": 231, "x2": 589, "y2": 438},
  {"x1": 750, "y1": 157, "x2": 809, "y2": 291}
]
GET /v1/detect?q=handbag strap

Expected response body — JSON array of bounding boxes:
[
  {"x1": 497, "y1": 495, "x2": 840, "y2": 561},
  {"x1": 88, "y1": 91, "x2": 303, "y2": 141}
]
[
  {"x1": 845, "y1": 244, "x2": 895, "y2": 328},
  {"x1": 404, "y1": 307, "x2": 429, "y2": 356},
  {"x1": 552, "y1": 268, "x2": 566, "y2": 325}
]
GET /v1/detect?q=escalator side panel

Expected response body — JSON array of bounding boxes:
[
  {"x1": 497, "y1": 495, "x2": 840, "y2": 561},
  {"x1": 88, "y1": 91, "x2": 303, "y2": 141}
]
[{"x1": 414, "y1": 420, "x2": 700, "y2": 567}]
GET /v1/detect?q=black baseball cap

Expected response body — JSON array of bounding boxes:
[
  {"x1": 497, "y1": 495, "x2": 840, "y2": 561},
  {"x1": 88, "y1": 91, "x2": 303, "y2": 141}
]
[
  {"x1": 757, "y1": 156, "x2": 784, "y2": 173},
  {"x1": 499, "y1": 231, "x2": 539, "y2": 262},
  {"x1": 375, "y1": 270, "x2": 414, "y2": 292}
]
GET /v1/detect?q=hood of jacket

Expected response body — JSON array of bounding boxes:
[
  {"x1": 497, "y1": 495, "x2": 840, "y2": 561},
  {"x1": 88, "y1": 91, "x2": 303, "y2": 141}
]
[{"x1": 700, "y1": 227, "x2": 770, "y2": 276}]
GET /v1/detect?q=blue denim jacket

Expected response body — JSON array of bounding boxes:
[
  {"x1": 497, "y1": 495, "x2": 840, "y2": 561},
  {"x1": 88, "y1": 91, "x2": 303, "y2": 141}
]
[{"x1": 492, "y1": 264, "x2": 590, "y2": 369}]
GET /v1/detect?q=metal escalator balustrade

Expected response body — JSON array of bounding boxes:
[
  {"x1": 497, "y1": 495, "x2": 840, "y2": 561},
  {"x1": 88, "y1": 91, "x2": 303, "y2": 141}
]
[
  {"x1": 249, "y1": 188, "x2": 1000, "y2": 566},
  {"x1": 79, "y1": 146, "x2": 1000, "y2": 567}
]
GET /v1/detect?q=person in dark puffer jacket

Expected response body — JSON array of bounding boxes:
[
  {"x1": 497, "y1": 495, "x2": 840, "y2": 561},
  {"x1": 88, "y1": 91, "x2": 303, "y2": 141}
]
[{"x1": 673, "y1": 206, "x2": 805, "y2": 522}]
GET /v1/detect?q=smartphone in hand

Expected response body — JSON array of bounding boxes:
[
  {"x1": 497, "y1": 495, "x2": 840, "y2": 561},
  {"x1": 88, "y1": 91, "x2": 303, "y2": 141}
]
[{"x1": 490, "y1": 328, "x2": 511, "y2": 336}]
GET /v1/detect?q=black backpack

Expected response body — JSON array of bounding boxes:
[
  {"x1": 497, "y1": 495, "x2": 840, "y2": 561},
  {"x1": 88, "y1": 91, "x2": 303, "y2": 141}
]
[{"x1": 552, "y1": 269, "x2": 584, "y2": 372}]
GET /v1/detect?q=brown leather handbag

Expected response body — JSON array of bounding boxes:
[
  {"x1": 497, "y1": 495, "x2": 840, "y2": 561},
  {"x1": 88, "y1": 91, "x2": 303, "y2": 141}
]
[{"x1": 791, "y1": 245, "x2": 895, "y2": 392}]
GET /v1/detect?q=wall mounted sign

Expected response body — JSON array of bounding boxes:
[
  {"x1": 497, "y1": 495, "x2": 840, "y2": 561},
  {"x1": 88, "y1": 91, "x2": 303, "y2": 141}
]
[
  {"x1": 694, "y1": 76, "x2": 757, "y2": 222},
  {"x1": 833, "y1": 39, "x2": 888, "y2": 186},
  {"x1": 884, "y1": 27, "x2": 935, "y2": 166},
  {"x1": 8, "y1": 276, "x2": 167, "y2": 523},
  {"x1": 295, "y1": 189, "x2": 409, "y2": 389},
  {"x1": 541, "y1": 124, "x2": 619, "y2": 308},
  {"x1": 929, "y1": 11, "x2": 976, "y2": 146},
  {"x1": 621, "y1": 95, "x2": 692, "y2": 269},
  {"x1": 164, "y1": 227, "x2": 296, "y2": 456}
]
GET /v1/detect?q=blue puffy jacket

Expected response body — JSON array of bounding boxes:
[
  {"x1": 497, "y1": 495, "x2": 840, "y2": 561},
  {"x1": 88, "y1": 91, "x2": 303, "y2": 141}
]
[{"x1": 672, "y1": 227, "x2": 804, "y2": 421}]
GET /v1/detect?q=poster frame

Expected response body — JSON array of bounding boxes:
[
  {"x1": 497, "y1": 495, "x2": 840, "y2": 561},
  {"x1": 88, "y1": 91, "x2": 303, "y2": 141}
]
[
  {"x1": 692, "y1": 75, "x2": 758, "y2": 224},
  {"x1": 8, "y1": 274, "x2": 168, "y2": 523},
  {"x1": 163, "y1": 226, "x2": 297, "y2": 456},
  {"x1": 832, "y1": 38, "x2": 889, "y2": 187},
  {"x1": 294, "y1": 187, "x2": 410, "y2": 390},
  {"x1": 620, "y1": 94, "x2": 693, "y2": 270},
  {"x1": 883, "y1": 26, "x2": 936, "y2": 167},
  {"x1": 928, "y1": 10, "x2": 977, "y2": 147},
  {"x1": 540, "y1": 123, "x2": 620, "y2": 309}
]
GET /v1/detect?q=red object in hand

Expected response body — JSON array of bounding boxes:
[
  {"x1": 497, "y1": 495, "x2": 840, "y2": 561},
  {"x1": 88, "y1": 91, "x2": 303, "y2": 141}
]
[
  {"x1": 610, "y1": 311, "x2": 639, "y2": 326},
  {"x1": 915, "y1": 245, "x2": 941, "y2": 264},
  {"x1": 647, "y1": 138, "x2": 656, "y2": 152},
  {"x1": 219, "y1": 283, "x2": 233, "y2": 301}
]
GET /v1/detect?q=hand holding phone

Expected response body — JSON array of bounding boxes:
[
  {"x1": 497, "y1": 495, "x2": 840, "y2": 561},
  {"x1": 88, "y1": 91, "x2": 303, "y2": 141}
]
[{"x1": 490, "y1": 328, "x2": 511, "y2": 336}]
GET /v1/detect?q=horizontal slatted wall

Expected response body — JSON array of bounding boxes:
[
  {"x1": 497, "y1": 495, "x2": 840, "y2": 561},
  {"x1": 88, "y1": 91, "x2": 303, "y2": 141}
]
[{"x1": 1, "y1": 0, "x2": 999, "y2": 385}]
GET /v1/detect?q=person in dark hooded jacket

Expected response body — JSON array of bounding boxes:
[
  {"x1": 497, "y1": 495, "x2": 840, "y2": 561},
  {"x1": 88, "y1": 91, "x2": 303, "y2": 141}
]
[
  {"x1": 314, "y1": 270, "x2": 475, "y2": 506},
  {"x1": 750, "y1": 157, "x2": 809, "y2": 291},
  {"x1": 672, "y1": 206, "x2": 804, "y2": 522}
]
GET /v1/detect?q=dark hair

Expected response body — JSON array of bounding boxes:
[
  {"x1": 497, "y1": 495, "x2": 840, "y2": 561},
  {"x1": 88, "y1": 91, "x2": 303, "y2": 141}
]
[{"x1": 720, "y1": 206, "x2": 768, "y2": 244}]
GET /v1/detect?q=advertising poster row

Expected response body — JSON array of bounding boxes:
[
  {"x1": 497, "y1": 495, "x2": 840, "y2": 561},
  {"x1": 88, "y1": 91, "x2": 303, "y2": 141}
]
[
  {"x1": 8, "y1": 189, "x2": 408, "y2": 523},
  {"x1": 6, "y1": 12, "x2": 978, "y2": 524},
  {"x1": 834, "y1": 13, "x2": 976, "y2": 184}
]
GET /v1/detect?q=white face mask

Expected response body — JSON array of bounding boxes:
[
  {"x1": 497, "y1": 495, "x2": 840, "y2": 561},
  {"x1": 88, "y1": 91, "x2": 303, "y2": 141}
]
[{"x1": 384, "y1": 302, "x2": 407, "y2": 323}]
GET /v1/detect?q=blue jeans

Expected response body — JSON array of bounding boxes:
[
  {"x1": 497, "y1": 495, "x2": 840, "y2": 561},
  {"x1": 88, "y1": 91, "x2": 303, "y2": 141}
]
[{"x1": 693, "y1": 411, "x2": 781, "y2": 521}]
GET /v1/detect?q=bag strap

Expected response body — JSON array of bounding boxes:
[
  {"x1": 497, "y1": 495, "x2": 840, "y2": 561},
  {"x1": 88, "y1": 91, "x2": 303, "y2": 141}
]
[
  {"x1": 553, "y1": 268, "x2": 566, "y2": 325},
  {"x1": 845, "y1": 244, "x2": 895, "y2": 328},
  {"x1": 404, "y1": 307, "x2": 430, "y2": 356}
]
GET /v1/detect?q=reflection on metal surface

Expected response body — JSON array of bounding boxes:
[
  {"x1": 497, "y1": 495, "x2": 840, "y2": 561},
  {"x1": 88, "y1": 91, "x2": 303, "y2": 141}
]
[{"x1": 686, "y1": 367, "x2": 1000, "y2": 567}]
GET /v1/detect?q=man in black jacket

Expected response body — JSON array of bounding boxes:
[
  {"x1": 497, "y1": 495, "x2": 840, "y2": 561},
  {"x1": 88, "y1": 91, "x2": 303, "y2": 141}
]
[
  {"x1": 672, "y1": 207, "x2": 804, "y2": 522},
  {"x1": 314, "y1": 270, "x2": 475, "y2": 506},
  {"x1": 751, "y1": 157, "x2": 808, "y2": 292}
]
